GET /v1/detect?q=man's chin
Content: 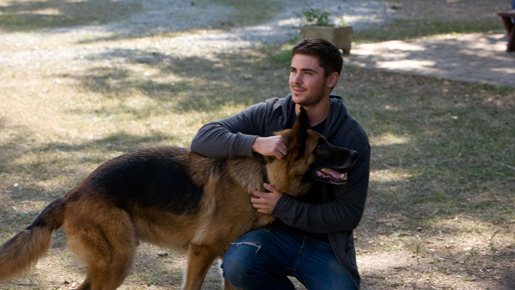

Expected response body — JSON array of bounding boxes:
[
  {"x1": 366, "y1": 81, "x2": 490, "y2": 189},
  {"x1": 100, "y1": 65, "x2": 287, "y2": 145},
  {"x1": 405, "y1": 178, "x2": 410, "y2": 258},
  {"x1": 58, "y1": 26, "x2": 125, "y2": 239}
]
[
  {"x1": 292, "y1": 97, "x2": 312, "y2": 108},
  {"x1": 291, "y1": 93, "x2": 305, "y2": 102}
]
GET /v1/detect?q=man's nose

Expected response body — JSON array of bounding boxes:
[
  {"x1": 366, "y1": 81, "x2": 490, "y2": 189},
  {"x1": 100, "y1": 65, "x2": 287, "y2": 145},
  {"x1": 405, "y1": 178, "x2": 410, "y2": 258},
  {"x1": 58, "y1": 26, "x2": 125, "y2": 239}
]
[{"x1": 292, "y1": 73, "x2": 302, "y2": 83}]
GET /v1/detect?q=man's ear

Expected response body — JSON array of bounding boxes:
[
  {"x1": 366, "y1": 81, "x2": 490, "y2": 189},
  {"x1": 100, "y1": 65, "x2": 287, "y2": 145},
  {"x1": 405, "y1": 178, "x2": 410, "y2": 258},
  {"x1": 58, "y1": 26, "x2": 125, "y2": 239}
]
[{"x1": 327, "y1": 72, "x2": 339, "y2": 89}]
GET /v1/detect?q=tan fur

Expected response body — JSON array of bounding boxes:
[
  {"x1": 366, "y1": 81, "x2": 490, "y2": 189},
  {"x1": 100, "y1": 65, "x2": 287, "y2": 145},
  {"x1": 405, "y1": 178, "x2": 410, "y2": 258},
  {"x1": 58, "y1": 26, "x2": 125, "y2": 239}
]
[
  {"x1": 0, "y1": 119, "x2": 357, "y2": 290},
  {"x1": 0, "y1": 228, "x2": 54, "y2": 278}
]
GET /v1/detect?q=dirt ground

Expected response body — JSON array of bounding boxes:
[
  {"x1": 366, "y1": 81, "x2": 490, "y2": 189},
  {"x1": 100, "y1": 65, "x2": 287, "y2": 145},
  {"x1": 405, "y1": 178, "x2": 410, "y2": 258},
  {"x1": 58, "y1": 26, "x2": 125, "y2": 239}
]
[
  {"x1": 348, "y1": 31, "x2": 515, "y2": 87},
  {"x1": 348, "y1": 0, "x2": 515, "y2": 87},
  {"x1": 0, "y1": 0, "x2": 513, "y2": 289},
  {"x1": 350, "y1": 2, "x2": 515, "y2": 288}
]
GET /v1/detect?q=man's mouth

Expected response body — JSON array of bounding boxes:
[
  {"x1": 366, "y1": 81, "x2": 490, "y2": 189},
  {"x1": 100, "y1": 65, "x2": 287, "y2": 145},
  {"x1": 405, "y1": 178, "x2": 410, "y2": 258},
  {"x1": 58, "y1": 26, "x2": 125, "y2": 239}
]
[{"x1": 292, "y1": 86, "x2": 305, "y2": 93}]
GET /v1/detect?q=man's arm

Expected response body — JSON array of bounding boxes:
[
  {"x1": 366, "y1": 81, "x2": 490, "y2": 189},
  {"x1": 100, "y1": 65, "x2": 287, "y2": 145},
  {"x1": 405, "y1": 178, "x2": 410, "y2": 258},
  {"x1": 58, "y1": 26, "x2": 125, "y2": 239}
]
[
  {"x1": 190, "y1": 98, "x2": 288, "y2": 159},
  {"x1": 190, "y1": 118, "x2": 257, "y2": 158},
  {"x1": 190, "y1": 104, "x2": 265, "y2": 158}
]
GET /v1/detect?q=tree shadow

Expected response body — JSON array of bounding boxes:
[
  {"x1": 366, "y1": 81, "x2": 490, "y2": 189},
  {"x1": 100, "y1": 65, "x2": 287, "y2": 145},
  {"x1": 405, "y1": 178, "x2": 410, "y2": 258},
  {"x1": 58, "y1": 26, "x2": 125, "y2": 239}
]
[
  {"x1": 0, "y1": 124, "x2": 178, "y2": 199},
  {"x1": 58, "y1": 47, "x2": 284, "y2": 114}
]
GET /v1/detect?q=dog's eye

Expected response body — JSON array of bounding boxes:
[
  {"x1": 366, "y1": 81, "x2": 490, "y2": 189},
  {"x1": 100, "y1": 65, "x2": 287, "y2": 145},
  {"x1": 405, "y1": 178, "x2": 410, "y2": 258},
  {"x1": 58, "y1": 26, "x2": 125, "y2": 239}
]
[{"x1": 314, "y1": 140, "x2": 328, "y2": 155}]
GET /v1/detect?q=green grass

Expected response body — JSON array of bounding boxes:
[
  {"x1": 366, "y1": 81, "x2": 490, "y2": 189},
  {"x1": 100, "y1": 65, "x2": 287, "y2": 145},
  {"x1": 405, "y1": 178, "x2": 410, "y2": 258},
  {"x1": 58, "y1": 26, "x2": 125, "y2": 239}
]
[
  {"x1": 355, "y1": 0, "x2": 505, "y2": 43},
  {"x1": 210, "y1": 0, "x2": 283, "y2": 28},
  {"x1": 0, "y1": 0, "x2": 142, "y2": 32}
]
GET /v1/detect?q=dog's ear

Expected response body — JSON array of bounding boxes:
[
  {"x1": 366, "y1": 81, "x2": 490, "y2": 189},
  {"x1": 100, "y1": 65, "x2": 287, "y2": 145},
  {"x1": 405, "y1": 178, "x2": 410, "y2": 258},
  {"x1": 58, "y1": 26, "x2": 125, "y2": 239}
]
[{"x1": 290, "y1": 106, "x2": 308, "y2": 159}]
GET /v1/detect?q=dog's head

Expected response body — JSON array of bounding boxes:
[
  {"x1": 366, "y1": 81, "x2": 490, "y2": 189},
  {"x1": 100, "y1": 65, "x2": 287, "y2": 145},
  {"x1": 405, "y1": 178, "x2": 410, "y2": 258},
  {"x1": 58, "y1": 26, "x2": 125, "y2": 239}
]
[{"x1": 266, "y1": 107, "x2": 358, "y2": 196}]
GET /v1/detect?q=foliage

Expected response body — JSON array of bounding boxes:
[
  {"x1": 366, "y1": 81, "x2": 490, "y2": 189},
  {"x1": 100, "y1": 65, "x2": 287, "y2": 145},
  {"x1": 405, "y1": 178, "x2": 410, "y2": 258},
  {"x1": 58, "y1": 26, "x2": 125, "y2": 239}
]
[{"x1": 301, "y1": 8, "x2": 330, "y2": 26}]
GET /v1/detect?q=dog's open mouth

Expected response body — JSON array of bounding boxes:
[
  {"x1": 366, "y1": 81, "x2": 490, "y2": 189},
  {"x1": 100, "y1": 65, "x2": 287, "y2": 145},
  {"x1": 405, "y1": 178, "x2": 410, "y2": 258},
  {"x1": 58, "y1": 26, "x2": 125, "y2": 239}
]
[{"x1": 314, "y1": 168, "x2": 348, "y2": 184}]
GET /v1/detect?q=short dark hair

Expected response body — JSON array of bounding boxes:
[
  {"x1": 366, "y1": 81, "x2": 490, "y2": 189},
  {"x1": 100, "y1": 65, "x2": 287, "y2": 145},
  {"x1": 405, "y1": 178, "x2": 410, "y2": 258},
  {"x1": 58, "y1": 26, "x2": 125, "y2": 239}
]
[{"x1": 292, "y1": 38, "x2": 343, "y2": 78}]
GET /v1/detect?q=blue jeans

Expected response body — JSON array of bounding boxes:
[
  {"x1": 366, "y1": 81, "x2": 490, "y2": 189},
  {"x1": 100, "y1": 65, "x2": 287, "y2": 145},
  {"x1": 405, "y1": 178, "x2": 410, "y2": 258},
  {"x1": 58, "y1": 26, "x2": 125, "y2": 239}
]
[{"x1": 221, "y1": 228, "x2": 357, "y2": 290}]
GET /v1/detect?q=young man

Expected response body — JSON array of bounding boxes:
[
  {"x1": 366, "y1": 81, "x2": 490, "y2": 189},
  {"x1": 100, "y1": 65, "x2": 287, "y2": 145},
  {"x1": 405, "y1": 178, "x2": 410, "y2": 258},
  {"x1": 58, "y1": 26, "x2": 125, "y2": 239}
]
[{"x1": 190, "y1": 39, "x2": 370, "y2": 289}]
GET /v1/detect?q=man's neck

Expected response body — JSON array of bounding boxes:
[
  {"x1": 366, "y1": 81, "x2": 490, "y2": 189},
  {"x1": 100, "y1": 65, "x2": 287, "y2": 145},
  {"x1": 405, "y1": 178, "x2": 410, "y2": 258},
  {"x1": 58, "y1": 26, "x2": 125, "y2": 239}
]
[{"x1": 295, "y1": 98, "x2": 330, "y2": 127}]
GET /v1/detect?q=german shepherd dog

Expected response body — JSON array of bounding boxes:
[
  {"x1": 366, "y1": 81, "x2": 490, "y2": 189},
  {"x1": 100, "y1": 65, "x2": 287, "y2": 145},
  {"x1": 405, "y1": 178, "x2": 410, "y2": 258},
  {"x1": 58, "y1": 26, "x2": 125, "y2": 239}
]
[{"x1": 0, "y1": 108, "x2": 358, "y2": 290}]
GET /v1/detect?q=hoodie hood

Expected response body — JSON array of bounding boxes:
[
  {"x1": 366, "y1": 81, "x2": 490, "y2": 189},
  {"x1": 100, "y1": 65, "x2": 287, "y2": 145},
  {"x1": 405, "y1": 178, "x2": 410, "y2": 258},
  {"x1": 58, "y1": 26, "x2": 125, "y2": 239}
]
[{"x1": 279, "y1": 94, "x2": 349, "y2": 139}]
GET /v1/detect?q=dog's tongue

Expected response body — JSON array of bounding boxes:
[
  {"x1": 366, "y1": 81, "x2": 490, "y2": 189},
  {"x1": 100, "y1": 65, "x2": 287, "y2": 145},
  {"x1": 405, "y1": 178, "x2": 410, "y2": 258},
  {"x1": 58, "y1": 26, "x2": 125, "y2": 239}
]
[{"x1": 317, "y1": 168, "x2": 347, "y2": 181}]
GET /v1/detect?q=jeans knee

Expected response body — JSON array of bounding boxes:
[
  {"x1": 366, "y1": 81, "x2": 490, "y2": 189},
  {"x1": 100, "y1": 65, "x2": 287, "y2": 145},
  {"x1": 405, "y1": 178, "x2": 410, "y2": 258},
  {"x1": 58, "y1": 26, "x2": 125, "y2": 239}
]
[{"x1": 222, "y1": 242, "x2": 261, "y2": 287}]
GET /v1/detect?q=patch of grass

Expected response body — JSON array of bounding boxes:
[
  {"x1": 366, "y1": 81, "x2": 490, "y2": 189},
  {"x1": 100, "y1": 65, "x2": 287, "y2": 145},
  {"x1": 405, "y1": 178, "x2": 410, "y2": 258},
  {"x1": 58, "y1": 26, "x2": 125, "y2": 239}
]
[
  {"x1": 269, "y1": 47, "x2": 292, "y2": 64},
  {"x1": 356, "y1": 18, "x2": 503, "y2": 43},
  {"x1": 356, "y1": 0, "x2": 505, "y2": 43},
  {"x1": 342, "y1": 67, "x2": 514, "y2": 288},
  {"x1": 210, "y1": 0, "x2": 283, "y2": 28},
  {"x1": 3, "y1": 41, "x2": 513, "y2": 288},
  {"x1": 0, "y1": 0, "x2": 142, "y2": 32}
]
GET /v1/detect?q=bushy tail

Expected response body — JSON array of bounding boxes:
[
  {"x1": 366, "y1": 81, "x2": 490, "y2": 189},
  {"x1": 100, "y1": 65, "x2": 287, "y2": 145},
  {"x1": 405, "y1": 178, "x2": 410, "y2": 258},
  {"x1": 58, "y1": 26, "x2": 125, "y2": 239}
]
[{"x1": 0, "y1": 197, "x2": 65, "y2": 280}]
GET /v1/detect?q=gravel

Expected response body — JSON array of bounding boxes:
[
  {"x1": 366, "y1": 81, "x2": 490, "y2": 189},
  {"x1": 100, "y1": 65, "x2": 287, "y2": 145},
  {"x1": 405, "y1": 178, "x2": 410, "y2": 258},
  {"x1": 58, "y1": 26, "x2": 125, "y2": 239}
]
[
  {"x1": 2, "y1": 0, "x2": 512, "y2": 88},
  {"x1": 0, "y1": 0, "x2": 390, "y2": 66}
]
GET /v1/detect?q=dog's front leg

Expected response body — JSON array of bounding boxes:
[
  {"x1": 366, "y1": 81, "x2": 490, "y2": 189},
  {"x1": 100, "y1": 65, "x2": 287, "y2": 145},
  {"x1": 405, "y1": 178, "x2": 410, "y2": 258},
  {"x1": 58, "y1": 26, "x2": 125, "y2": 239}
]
[{"x1": 182, "y1": 243, "x2": 219, "y2": 290}]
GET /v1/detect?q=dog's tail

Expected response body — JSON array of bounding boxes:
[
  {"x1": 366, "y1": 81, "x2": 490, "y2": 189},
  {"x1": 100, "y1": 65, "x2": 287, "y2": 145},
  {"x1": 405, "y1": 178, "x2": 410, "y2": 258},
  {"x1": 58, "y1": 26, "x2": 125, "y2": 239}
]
[{"x1": 0, "y1": 197, "x2": 65, "y2": 280}]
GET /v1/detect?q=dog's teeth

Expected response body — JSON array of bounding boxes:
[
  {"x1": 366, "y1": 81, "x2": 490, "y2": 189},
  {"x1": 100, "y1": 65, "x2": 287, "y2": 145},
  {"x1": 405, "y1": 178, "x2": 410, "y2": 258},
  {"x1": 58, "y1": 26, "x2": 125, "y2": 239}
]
[{"x1": 340, "y1": 173, "x2": 345, "y2": 179}]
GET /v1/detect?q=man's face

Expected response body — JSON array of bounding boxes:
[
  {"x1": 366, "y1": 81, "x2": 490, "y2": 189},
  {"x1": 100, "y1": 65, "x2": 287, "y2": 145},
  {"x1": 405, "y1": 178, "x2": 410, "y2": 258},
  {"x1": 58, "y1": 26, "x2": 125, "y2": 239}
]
[{"x1": 289, "y1": 54, "x2": 329, "y2": 107}]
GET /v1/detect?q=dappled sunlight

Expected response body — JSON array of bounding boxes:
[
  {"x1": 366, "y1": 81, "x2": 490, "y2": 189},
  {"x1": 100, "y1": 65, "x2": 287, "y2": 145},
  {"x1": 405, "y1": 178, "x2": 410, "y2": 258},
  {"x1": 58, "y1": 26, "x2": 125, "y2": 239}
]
[
  {"x1": 5, "y1": 200, "x2": 49, "y2": 215},
  {"x1": 429, "y1": 215, "x2": 513, "y2": 243},
  {"x1": 358, "y1": 250, "x2": 412, "y2": 272},
  {"x1": 491, "y1": 66, "x2": 515, "y2": 75},
  {"x1": 123, "y1": 243, "x2": 225, "y2": 288},
  {"x1": 361, "y1": 40, "x2": 427, "y2": 52},
  {"x1": 370, "y1": 169, "x2": 412, "y2": 183},
  {"x1": 357, "y1": 212, "x2": 514, "y2": 288},
  {"x1": 352, "y1": 40, "x2": 445, "y2": 74},
  {"x1": 370, "y1": 132, "x2": 410, "y2": 147},
  {"x1": 25, "y1": 7, "x2": 61, "y2": 16},
  {"x1": 349, "y1": 32, "x2": 515, "y2": 87},
  {"x1": 35, "y1": 247, "x2": 85, "y2": 288},
  {"x1": 378, "y1": 59, "x2": 437, "y2": 71},
  {"x1": 370, "y1": 169, "x2": 412, "y2": 182}
]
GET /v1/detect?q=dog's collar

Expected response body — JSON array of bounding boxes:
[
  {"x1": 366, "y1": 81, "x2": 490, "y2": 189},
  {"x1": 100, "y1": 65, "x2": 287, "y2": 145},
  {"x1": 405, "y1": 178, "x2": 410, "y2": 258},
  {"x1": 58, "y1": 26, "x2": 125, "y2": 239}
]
[
  {"x1": 261, "y1": 163, "x2": 270, "y2": 184},
  {"x1": 259, "y1": 155, "x2": 270, "y2": 184}
]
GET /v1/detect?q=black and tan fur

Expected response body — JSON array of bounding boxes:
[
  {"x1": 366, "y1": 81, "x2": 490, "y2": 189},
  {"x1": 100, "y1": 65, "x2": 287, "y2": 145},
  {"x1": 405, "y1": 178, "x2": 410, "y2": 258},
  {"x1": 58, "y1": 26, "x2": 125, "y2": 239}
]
[{"x1": 0, "y1": 108, "x2": 358, "y2": 290}]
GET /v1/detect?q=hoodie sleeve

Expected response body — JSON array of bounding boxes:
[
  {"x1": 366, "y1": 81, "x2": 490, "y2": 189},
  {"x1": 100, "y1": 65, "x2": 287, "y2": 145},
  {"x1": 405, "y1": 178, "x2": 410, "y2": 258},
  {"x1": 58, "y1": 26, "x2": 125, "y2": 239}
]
[
  {"x1": 190, "y1": 98, "x2": 284, "y2": 158},
  {"x1": 190, "y1": 119, "x2": 258, "y2": 158}
]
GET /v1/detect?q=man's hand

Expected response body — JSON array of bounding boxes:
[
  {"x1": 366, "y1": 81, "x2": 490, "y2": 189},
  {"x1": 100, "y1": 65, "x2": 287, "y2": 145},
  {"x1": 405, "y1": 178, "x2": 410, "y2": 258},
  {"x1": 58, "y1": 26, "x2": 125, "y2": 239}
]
[
  {"x1": 251, "y1": 183, "x2": 282, "y2": 214},
  {"x1": 252, "y1": 136, "x2": 287, "y2": 159}
]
